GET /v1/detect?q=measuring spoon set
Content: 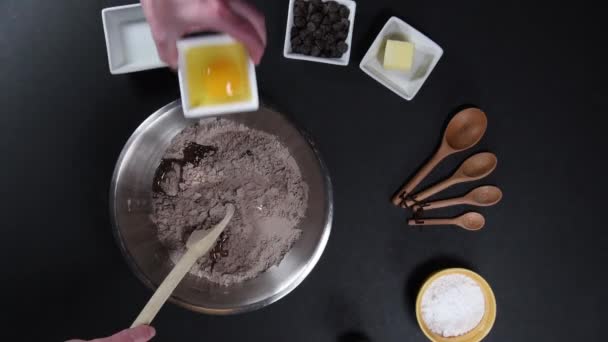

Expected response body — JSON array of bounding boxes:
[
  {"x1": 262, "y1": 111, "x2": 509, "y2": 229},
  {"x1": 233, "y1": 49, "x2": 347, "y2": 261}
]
[{"x1": 392, "y1": 108, "x2": 502, "y2": 231}]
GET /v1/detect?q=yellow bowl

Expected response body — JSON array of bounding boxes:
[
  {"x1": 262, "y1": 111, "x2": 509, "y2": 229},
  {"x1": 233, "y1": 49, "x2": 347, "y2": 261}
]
[{"x1": 415, "y1": 268, "x2": 496, "y2": 342}]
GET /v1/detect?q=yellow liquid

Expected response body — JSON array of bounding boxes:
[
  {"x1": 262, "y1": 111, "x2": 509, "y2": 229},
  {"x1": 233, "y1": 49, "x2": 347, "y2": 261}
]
[{"x1": 185, "y1": 43, "x2": 251, "y2": 108}]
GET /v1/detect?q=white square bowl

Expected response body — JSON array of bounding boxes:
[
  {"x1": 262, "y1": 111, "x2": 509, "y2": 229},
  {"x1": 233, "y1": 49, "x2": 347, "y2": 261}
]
[
  {"x1": 102, "y1": 4, "x2": 166, "y2": 74},
  {"x1": 177, "y1": 35, "x2": 259, "y2": 118},
  {"x1": 283, "y1": 0, "x2": 356, "y2": 66},
  {"x1": 359, "y1": 17, "x2": 443, "y2": 100}
]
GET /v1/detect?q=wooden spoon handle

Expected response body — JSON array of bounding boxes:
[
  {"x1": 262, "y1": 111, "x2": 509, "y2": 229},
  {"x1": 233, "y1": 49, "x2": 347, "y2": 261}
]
[
  {"x1": 131, "y1": 247, "x2": 200, "y2": 327},
  {"x1": 408, "y1": 218, "x2": 456, "y2": 226},
  {"x1": 392, "y1": 150, "x2": 447, "y2": 206},
  {"x1": 404, "y1": 177, "x2": 457, "y2": 207},
  {"x1": 131, "y1": 205, "x2": 234, "y2": 327},
  {"x1": 415, "y1": 197, "x2": 466, "y2": 211}
]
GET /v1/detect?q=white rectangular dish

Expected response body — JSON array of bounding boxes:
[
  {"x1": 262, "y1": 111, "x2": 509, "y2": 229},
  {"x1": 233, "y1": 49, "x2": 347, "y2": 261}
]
[
  {"x1": 102, "y1": 3, "x2": 166, "y2": 74},
  {"x1": 359, "y1": 16, "x2": 443, "y2": 100},
  {"x1": 177, "y1": 35, "x2": 259, "y2": 118},
  {"x1": 283, "y1": 0, "x2": 356, "y2": 66}
]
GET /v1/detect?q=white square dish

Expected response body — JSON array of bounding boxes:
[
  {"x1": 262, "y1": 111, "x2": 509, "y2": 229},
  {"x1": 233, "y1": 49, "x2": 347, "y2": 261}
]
[
  {"x1": 177, "y1": 35, "x2": 259, "y2": 118},
  {"x1": 283, "y1": 0, "x2": 356, "y2": 66},
  {"x1": 102, "y1": 3, "x2": 166, "y2": 74},
  {"x1": 359, "y1": 16, "x2": 443, "y2": 100}
]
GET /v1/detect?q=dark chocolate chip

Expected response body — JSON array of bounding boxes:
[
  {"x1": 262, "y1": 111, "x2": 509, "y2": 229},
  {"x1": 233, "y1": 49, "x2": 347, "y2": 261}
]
[
  {"x1": 307, "y1": 22, "x2": 317, "y2": 32},
  {"x1": 311, "y1": 46, "x2": 321, "y2": 56},
  {"x1": 328, "y1": 12, "x2": 339, "y2": 23},
  {"x1": 294, "y1": 6, "x2": 304, "y2": 17},
  {"x1": 291, "y1": 37, "x2": 303, "y2": 47},
  {"x1": 339, "y1": 5, "x2": 349, "y2": 18},
  {"x1": 337, "y1": 40, "x2": 348, "y2": 53},
  {"x1": 301, "y1": 44, "x2": 312, "y2": 55},
  {"x1": 327, "y1": 1, "x2": 339, "y2": 12},
  {"x1": 294, "y1": 16, "x2": 306, "y2": 28},
  {"x1": 291, "y1": 26, "x2": 299, "y2": 38}
]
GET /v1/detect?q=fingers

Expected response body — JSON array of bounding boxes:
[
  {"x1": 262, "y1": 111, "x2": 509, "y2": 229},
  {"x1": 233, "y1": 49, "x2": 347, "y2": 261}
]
[
  {"x1": 141, "y1": 0, "x2": 179, "y2": 68},
  {"x1": 99, "y1": 325, "x2": 156, "y2": 342},
  {"x1": 201, "y1": 0, "x2": 266, "y2": 64},
  {"x1": 156, "y1": 36, "x2": 179, "y2": 69},
  {"x1": 228, "y1": 0, "x2": 267, "y2": 46}
]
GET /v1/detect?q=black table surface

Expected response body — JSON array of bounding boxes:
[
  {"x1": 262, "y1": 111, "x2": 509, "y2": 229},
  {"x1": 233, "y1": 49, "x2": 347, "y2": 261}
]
[{"x1": 2, "y1": 0, "x2": 606, "y2": 341}]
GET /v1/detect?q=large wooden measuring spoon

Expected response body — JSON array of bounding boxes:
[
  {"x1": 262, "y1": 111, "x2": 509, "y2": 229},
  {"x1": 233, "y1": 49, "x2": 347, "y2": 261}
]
[
  {"x1": 392, "y1": 108, "x2": 487, "y2": 206},
  {"x1": 402, "y1": 152, "x2": 497, "y2": 208},
  {"x1": 131, "y1": 204, "x2": 235, "y2": 328},
  {"x1": 413, "y1": 185, "x2": 503, "y2": 211},
  {"x1": 408, "y1": 212, "x2": 485, "y2": 231}
]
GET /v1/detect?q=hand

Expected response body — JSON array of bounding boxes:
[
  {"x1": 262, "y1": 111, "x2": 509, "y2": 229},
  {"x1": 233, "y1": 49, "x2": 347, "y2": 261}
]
[
  {"x1": 66, "y1": 325, "x2": 156, "y2": 342},
  {"x1": 141, "y1": 0, "x2": 267, "y2": 68}
]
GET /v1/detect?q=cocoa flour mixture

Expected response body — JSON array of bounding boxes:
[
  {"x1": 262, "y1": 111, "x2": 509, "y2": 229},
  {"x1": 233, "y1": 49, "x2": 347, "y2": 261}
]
[{"x1": 151, "y1": 118, "x2": 308, "y2": 286}]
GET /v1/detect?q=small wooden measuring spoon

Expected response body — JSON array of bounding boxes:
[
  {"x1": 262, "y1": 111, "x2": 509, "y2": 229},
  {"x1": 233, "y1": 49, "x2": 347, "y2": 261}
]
[
  {"x1": 408, "y1": 212, "x2": 485, "y2": 231},
  {"x1": 131, "y1": 204, "x2": 235, "y2": 328},
  {"x1": 413, "y1": 185, "x2": 503, "y2": 211},
  {"x1": 392, "y1": 108, "x2": 487, "y2": 206},
  {"x1": 402, "y1": 152, "x2": 497, "y2": 208}
]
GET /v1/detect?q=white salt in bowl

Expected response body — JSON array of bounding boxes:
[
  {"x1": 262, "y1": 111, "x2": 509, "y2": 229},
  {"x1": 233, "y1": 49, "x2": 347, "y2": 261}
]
[
  {"x1": 110, "y1": 100, "x2": 332, "y2": 314},
  {"x1": 415, "y1": 268, "x2": 497, "y2": 342}
]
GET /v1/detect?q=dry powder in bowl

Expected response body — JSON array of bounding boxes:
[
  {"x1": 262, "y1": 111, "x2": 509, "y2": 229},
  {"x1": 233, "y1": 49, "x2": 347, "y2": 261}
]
[
  {"x1": 151, "y1": 118, "x2": 308, "y2": 286},
  {"x1": 421, "y1": 273, "x2": 486, "y2": 337}
]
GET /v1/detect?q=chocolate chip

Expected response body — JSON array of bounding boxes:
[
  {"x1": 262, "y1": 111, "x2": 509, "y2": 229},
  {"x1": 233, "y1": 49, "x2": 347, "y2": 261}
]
[
  {"x1": 294, "y1": 16, "x2": 306, "y2": 28},
  {"x1": 310, "y1": 12, "x2": 322, "y2": 24},
  {"x1": 327, "y1": 1, "x2": 339, "y2": 12},
  {"x1": 291, "y1": 37, "x2": 302, "y2": 47},
  {"x1": 294, "y1": 6, "x2": 304, "y2": 17},
  {"x1": 328, "y1": 12, "x2": 339, "y2": 23},
  {"x1": 291, "y1": 26, "x2": 299, "y2": 38},
  {"x1": 337, "y1": 41, "x2": 348, "y2": 54},
  {"x1": 339, "y1": 5, "x2": 349, "y2": 18}
]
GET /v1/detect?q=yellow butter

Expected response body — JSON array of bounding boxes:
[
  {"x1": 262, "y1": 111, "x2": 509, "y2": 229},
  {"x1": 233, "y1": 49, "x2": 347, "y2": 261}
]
[{"x1": 383, "y1": 40, "x2": 414, "y2": 71}]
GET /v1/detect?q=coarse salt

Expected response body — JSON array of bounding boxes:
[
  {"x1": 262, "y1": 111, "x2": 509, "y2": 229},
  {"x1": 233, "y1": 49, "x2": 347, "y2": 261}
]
[{"x1": 421, "y1": 273, "x2": 485, "y2": 337}]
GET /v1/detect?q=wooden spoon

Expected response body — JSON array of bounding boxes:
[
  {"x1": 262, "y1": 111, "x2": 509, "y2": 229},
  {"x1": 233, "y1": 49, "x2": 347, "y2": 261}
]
[
  {"x1": 408, "y1": 212, "x2": 485, "y2": 231},
  {"x1": 402, "y1": 152, "x2": 497, "y2": 208},
  {"x1": 413, "y1": 185, "x2": 503, "y2": 211},
  {"x1": 131, "y1": 203, "x2": 235, "y2": 328},
  {"x1": 392, "y1": 108, "x2": 487, "y2": 206}
]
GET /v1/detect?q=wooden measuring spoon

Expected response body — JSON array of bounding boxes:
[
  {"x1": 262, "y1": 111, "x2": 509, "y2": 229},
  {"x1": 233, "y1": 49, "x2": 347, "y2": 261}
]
[
  {"x1": 408, "y1": 212, "x2": 485, "y2": 231},
  {"x1": 131, "y1": 204, "x2": 235, "y2": 328},
  {"x1": 402, "y1": 152, "x2": 497, "y2": 208},
  {"x1": 392, "y1": 108, "x2": 487, "y2": 206},
  {"x1": 413, "y1": 185, "x2": 503, "y2": 211}
]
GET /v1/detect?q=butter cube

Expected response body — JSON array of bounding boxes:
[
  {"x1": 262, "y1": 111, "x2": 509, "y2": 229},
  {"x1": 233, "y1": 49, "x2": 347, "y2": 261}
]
[{"x1": 383, "y1": 40, "x2": 414, "y2": 71}]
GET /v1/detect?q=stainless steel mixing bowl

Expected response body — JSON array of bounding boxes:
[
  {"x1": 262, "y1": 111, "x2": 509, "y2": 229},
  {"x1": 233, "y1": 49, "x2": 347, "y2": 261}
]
[{"x1": 110, "y1": 101, "x2": 332, "y2": 314}]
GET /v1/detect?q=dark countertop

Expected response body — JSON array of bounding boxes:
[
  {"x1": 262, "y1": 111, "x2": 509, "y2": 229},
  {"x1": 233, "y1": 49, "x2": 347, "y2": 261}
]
[{"x1": 2, "y1": 0, "x2": 606, "y2": 341}]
